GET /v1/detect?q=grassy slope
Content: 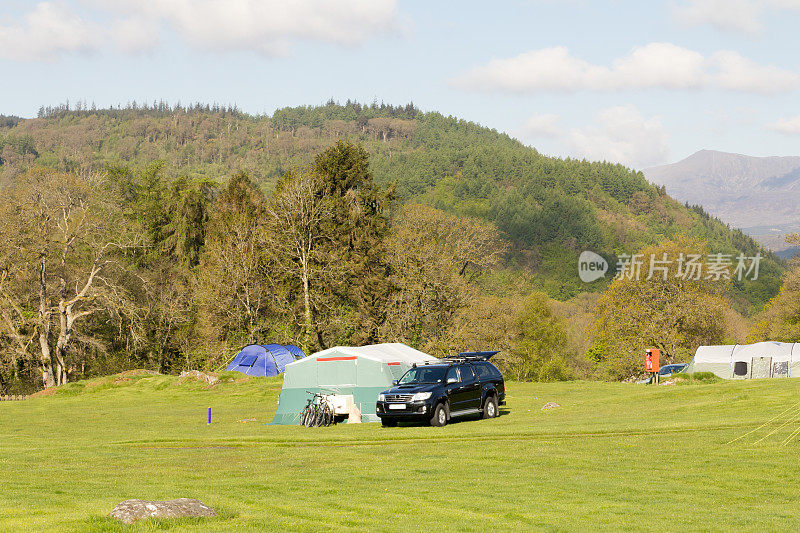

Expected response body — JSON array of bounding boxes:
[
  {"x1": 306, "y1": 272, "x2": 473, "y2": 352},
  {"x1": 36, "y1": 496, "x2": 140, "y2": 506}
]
[{"x1": 2, "y1": 374, "x2": 800, "y2": 531}]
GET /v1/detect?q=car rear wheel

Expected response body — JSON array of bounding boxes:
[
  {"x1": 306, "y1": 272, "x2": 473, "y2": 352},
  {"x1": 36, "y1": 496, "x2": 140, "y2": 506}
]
[
  {"x1": 482, "y1": 395, "x2": 498, "y2": 419},
  {"x1": 381, "y1": 418, "x2": 398, "y2": 427},
  {"x1": 430, "y1": 403, "x2": 447, "y2": 427}
]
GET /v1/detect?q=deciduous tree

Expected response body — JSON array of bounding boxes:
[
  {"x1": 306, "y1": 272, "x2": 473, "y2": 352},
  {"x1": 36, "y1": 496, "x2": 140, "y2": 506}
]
[
  {"x1": 195, "y1": 172, "x2": 276, "y2": 356},
  {"x1": 502, "y1": 292, "x2": 573, "y2": 382},
  {"x1": 748, "y1": 233, "x2": 800, "y2": 343},
  {"x1": 382, "y1": 204, "x2": 504, "y2": 352},
  {"x1": 265, "y1": 172, "x2": 334, "y2": 353},
  {"x1": 589, "y1": 239, "x2": 729, "y2": 379},
  {"x1": 0, "y1": 168, "x2": 140, "y2": 387}
]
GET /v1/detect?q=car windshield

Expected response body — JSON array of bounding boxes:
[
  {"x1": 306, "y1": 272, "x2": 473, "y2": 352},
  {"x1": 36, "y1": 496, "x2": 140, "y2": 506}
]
[
  {"x1": 659, "y1": 365, "x2": 685, "y2": 375},
  {"x1": 399, "y1": 366, "x2": 448, "y2": 384}
]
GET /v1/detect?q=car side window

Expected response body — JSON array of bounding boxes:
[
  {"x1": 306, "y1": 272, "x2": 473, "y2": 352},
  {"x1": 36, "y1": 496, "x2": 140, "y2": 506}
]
[
  {"x1": 493, "y1": 365, "x2": 503, "y2": 378},
  {"x1": 445, "y1": 366, "x2": 460, "y2": 383},
  {"x1": 474, "y1": 362, "x2": 492, "y2": 380},
  {"x1": 460, "y1": 364, "x2": 476, "y2": 382}
]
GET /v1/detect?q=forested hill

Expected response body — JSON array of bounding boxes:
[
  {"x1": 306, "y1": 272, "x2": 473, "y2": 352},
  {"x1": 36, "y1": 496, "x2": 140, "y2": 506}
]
[{"x1": 0, "y1": 101, "x2": 782, "y2": 311}]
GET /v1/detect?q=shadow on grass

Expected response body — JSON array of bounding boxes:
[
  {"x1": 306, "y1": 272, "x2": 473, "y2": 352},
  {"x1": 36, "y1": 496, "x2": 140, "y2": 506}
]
[{"x1": 392, "y1": 407, "x2": 510, "y2": 428}]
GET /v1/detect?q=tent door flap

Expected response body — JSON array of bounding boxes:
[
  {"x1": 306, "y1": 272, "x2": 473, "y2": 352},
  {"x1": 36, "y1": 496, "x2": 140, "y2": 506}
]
[{"x1": 751, "y1": 357, "x2": 772, "y2": 379}]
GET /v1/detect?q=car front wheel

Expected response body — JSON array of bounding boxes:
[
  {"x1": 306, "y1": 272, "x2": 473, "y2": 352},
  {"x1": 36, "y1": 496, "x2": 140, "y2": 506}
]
[{"x1": 430, "y1": 403, "x2": 447, "y2": 427}]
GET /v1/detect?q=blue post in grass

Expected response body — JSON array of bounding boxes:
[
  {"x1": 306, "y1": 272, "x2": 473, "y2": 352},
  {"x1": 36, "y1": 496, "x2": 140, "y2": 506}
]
[{"x1": 207, "y1": 407, "x2": 211, "y2": 425}]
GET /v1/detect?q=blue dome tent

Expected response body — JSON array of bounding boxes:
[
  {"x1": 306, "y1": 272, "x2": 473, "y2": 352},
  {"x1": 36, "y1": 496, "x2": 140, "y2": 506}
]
[
  {"x1": 263, "y1": 344, "x2": 296, "y2": 374},
  {"x1": 226, "y1": 344, "x2": 306, "y2": 377},
  {"x1": 285, "y1": 345, "x2": 305, "y2": 360}
]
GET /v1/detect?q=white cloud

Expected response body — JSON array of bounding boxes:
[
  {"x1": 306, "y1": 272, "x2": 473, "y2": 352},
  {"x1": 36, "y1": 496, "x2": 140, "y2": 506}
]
[
  {"x1": 519, "y1": 113, "x2": 561, "y2": 138},
  {"x1": 0, "y1": 2, "x2": 100, "y2": 61},
  {"x1": 671, "y1": 0, "x2": 800, "y2": 35},
  {"x1": 768, "y1": 0, "x2": 800, "y2": 8},
  {"x1": 568, "y1": 106, "x2": 671, "y2": 168},
  {"x1": 452, "y1": 47, "x2": 606, "y2": 93},
  {"x1": 0, "y1": 0, "x2": 400, "y2": 61},
  {"x1": 710, "y1": 51, "x2": 800, "y2": 93},
  {"x1": 111, "y1": 16, "x2": 161, "y2": 54},
  {"x1": 87, "y1": 0, "x2": 400, "y2": 55},
  {"x1": 453, "y1": 43, "x2": 800, "y2": 95},
  {"x1": 672, "y1": 0, "x2": 764, "y2": 34},
  {"x1": 611, "y1": 43, "x2": 706, "y2": 89},
  {"x1": 767, "y1": 114, "x2": 800, "y2": 135}
]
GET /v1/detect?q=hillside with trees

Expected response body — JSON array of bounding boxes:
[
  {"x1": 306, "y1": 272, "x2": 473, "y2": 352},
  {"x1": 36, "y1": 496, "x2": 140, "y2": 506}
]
[{"x1": 0, "y1": 101, "x2": 788, "y2": 391}]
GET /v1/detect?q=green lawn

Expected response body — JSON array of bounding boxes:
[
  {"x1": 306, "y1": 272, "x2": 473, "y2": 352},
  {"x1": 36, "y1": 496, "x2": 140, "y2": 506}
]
[{"x1": 2, "y1": 372, "x2": 800, "y2": 531}]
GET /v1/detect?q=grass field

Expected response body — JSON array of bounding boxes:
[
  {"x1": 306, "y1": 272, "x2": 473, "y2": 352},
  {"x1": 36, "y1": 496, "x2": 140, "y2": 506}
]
[{"x1": 3, "y1": 372, "x2": 800, "y2": 531}]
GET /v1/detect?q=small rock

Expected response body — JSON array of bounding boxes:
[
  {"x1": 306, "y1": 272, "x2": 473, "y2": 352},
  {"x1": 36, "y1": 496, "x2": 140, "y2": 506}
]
[
  {"x1": 541, "y1": 402, "x2": 561, "y2": 410},
  {"x1": 110, "y1": 498, "x2": 216, "y2": 524}
]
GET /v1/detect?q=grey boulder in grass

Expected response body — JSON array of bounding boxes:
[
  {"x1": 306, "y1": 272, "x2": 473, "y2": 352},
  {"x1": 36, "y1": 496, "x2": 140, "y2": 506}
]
[{"x1": 110, "y1": 498, "x2": 216, "y2": 523}]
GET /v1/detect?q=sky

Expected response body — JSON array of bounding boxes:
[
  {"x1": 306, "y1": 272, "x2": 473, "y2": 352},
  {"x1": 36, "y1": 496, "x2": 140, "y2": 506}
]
[{"x1": 1, "y1": 0, "x2": 799, "y2": 169}]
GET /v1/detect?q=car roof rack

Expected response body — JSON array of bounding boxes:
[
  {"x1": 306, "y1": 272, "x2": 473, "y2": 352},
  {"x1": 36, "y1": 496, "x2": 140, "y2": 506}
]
[
  {"x1": 411, "y1": 351, "x2": 500, "y2": 368},
  {"x1": 439, "y1": 351, "x2": 500, "y2": 363},
  {"x1": 456, "y1": 351, "x2": 499, "y2": 360}
]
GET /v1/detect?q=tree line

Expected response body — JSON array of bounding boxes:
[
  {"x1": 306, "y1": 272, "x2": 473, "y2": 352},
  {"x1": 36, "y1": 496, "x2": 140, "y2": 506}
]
[
  {"x1": 2, "y1": 140, "x2": 798, "y2": 392},
  {"x1": 0, "y1": 141, "x2": 538, "y2": 392},
  {"x1": 1, "y1": 102, "x2": 796, "y2": 391},
  {"x1": 1, "y1": 101, "x2": 781, "y2": 313}
]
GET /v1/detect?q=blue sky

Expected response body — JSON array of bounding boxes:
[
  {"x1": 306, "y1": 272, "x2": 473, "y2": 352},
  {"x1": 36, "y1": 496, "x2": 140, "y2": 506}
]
[{"x1": 1, "y1": 0, "x2": 799, "y2": 169}]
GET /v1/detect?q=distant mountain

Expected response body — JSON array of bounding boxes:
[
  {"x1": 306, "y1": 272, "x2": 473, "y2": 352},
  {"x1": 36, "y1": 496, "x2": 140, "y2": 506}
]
[
  {"x1": 777, "y1": 247, "x2": 800, "y2": 260},
  {"x1": 644, "y1": 150, "x2": 800, "y2": 242}
]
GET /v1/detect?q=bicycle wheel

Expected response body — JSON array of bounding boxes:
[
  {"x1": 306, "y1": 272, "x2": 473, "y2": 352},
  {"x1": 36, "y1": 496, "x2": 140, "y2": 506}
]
[
  {"x1": 322, "y1": 404, "x2": 334, "y2": 427},
  {"x1": 300, "y1": 406, "x2": 311, "y2": 427}
]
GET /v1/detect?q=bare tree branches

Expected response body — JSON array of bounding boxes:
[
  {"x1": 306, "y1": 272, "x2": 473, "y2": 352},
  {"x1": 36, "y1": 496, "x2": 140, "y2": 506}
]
[
  {"x1": 265, "y1": 172, "x2": 335, "y2": 352},
  {"x1": 0, "y1": 168, "x2": 142, "y2": 388}
]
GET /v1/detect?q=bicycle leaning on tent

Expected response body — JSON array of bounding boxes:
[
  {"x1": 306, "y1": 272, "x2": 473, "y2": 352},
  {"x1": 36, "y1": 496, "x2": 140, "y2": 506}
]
[{"x1": 300, "y1": 391, "x2": 335, "y2": 427}]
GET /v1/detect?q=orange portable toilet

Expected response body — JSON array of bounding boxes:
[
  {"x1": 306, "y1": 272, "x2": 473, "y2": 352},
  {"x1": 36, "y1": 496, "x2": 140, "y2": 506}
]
[{"x1": 645, "y1": 348, "x2": 660, "y2": 373}]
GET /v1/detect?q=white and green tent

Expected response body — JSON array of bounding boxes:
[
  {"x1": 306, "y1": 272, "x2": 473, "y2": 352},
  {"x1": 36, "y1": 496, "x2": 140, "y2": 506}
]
[
  {"x1": 687, "y1": 342, "x2": 800, "y2": 379},
  {"x1": 270, "y1": 343, "x2": 437, "y2": 424}
]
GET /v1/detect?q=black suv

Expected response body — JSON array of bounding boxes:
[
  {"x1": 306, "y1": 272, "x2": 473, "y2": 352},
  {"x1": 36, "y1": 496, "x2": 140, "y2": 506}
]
[{"x1": 376, "y1": 354, "x2": 506, "y2": 427}]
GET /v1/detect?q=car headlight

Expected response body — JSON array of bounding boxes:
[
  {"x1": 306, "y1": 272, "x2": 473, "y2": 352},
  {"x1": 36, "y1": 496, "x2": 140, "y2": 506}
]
[
  {"x1": 411, "y1": 392, "x2": 432, "y2": 402},
  {"x1": 378, "y1": 394, "x2": 386, "y2": 402}
]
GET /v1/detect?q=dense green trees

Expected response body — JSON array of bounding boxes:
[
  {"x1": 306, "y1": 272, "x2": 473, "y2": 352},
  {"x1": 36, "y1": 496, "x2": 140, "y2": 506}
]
[
  {"x1": 588, "y1": 239, "x2": 729, "y2": 379},
  {"x1": 0, "y1": 102, "x2": 787, "y2": 391},
  {"x1": 0, "y1": 101, "x2": 781, "y2": 310},
  {"x1": 505, "y1": 293, "x2": 573, "y2": 382},
  {"x1": 195, "y1": 172, "x2": 275, "y2": 357},
  {"x1": 749, "y1": 233, "x2": 800, "y2": 343},
  {"x1": 309, "y1": 141, "x2": 394, "y2": 347},
  {"x1": 382, "y1": 203, "x2": 505, "y2": 353},
  {"x1": 748, "y1": 266, "x2": 800, "y2": 343}
]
